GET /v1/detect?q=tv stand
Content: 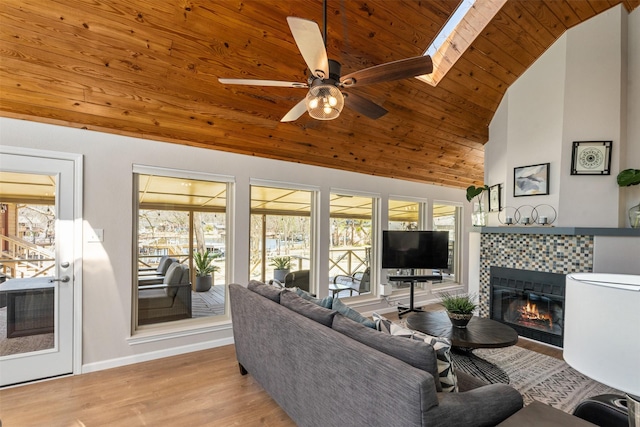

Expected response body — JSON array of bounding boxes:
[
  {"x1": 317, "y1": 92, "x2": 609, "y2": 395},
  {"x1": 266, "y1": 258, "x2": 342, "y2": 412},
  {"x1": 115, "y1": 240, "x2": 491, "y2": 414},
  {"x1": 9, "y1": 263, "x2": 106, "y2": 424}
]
[{"x1": 388, "y1": 275, "x2": 443, "y2": 318}]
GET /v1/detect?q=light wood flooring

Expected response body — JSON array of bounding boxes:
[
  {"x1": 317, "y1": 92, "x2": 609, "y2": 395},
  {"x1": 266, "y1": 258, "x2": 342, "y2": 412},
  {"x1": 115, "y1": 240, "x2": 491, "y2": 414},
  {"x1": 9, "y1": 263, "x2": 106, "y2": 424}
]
[{"x1": 0, "y1": 306, "x2": 562, "y2": 427}]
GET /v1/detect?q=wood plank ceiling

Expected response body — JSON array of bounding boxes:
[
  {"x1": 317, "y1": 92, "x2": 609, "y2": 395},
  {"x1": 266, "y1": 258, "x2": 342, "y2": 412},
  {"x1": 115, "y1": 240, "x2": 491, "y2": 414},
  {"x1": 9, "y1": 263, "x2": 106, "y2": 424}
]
[{"x1": 1, "y1": 0, "x2": 638, "y2": 188}]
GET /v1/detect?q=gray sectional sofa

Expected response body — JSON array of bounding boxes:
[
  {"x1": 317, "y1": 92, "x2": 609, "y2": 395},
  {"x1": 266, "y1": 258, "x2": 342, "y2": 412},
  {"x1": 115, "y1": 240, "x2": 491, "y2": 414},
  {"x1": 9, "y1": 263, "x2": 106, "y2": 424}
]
[{"x1": 229, "y1": 281, "x2": 523, "y2": 427}]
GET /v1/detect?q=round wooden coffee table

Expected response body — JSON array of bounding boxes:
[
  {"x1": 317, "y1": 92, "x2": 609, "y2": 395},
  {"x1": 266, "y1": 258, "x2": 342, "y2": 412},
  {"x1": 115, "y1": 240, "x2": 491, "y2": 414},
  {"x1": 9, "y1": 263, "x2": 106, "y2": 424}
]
[
  {"x1": 406, "y1": 311, "x2": 518, "y2": 384},
  {"x1": 406, "y1": 311, "x2": 518, "y2": 349}
]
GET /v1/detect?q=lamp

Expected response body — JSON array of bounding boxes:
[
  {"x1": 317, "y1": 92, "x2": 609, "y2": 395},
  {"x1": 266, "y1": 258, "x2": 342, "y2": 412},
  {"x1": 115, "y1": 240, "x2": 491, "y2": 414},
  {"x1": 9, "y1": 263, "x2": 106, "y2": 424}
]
[
  {"x1": 564, "y1": 273, "x2": 640, "y2": 427},
  {"x1": 306, "y1": 83, "x2": 343, "y2": 120}
]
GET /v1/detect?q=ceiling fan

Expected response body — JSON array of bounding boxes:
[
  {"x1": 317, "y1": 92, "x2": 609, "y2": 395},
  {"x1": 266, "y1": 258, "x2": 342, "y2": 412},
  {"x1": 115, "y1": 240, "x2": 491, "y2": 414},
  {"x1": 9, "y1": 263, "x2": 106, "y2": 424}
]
[{"x1": 218, "y1": 4, "x2": 433, "y2": 123}]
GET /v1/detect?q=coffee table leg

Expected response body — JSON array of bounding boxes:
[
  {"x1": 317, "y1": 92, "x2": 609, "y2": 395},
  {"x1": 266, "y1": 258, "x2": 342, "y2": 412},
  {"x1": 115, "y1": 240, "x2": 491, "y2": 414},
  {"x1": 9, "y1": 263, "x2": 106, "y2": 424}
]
[{"x1": 452, "y1": 348, "x2": 510, "y2": 385}]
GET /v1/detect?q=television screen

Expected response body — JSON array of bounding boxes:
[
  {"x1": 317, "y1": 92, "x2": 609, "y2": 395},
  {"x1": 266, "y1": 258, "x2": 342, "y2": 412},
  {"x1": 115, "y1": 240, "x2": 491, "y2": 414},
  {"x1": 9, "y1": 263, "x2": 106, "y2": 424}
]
[{"x1": 381, "y1": 230, "x2": 449, "y2": 269}]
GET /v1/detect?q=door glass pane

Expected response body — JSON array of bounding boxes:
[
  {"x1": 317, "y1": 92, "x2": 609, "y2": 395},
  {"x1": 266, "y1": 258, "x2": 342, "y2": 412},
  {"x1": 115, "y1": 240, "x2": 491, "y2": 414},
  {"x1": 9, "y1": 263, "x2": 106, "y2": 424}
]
[
  {"x1": 0, "y1": 172, "x2": 56, "y2": 356},
  {"x1": 249, "y1": 186, "x2": 312, "y2": 288},
  {"x1": 135, "y1": 174, "x2": 228, "y2": 327}
]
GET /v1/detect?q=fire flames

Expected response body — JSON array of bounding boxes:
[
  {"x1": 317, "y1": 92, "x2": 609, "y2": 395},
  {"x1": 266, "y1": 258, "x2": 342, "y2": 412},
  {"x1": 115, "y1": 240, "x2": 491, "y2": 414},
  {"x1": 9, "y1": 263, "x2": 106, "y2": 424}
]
[{"x1": 519, "y1": 301, "x2": 553, "y2": 328}]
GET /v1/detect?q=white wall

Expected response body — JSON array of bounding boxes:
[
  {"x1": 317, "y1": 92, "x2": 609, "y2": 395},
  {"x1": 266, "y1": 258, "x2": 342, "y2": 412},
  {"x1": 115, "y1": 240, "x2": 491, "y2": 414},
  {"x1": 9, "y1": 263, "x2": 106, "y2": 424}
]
[
  {"x1": 486, "y1": 5, "x2": 640, "y2": 227},
  {"x1": 0, "y1": 117, "x2": 468, "y2": 371}
]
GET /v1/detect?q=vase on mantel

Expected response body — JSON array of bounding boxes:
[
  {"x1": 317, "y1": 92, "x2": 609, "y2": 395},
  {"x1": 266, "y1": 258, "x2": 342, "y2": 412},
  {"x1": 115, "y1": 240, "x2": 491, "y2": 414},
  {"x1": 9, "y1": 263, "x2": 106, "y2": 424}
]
[
  {"x1": 630, "y1": 202, "x2": 640, "y2": 229},
  {"x1": 472, "y1": 202, "x2": 488, "y2": 227}
]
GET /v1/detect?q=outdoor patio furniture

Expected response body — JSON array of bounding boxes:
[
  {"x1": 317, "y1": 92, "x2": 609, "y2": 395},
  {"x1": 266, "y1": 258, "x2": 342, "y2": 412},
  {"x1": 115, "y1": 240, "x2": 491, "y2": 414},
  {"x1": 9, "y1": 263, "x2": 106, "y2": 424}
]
[
  {"x1": 283, "y1": 270, "x2": 311, "y2": 293},
  {"x1": 138, "y1": 263, "x2": 192, "y2": 325},
  {"x1": 331, "y1": 268, "x2": 370, "y2": 297},
  {"x1": 138, "y1": 256, "x2": 175, "y2": 277}
]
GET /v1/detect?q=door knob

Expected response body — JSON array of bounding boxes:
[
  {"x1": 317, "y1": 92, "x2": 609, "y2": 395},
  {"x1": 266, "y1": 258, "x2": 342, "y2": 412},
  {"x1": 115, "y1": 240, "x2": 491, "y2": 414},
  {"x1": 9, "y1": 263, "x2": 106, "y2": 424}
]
[{"x1": 50, "y1": 276, "x2": 70, "y2": 283}]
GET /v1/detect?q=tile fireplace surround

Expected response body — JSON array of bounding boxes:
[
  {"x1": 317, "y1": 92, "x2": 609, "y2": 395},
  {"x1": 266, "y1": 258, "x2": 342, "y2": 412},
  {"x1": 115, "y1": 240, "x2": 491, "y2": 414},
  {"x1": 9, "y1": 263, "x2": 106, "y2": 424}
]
[{"x1": 473, "y1": 227, "x2": 640, "y2": 320}]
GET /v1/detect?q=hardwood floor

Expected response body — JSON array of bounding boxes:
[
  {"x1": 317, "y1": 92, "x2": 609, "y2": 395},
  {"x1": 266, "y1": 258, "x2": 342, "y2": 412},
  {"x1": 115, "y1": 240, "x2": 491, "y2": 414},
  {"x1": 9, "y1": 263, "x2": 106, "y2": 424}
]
[
  {"x1": 0, "y1": 308, "x2": 562, "y2": 426},
  {"x1": 0, "y1": 344, "x2": 295, "y2": 427}
]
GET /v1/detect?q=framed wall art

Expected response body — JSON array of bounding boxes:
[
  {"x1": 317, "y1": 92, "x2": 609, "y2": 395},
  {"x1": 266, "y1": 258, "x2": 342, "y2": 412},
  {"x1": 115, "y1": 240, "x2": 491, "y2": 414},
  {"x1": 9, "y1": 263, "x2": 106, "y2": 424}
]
[
  {"x1": 514, "y1": 163, "x2": 550, "y2": 197},
  {"x1": 488, "y1": 184, "x2": 502, "y2": 212},
  {"x1": 570, "y1": 141, "x2": 612, "y2": 175}
]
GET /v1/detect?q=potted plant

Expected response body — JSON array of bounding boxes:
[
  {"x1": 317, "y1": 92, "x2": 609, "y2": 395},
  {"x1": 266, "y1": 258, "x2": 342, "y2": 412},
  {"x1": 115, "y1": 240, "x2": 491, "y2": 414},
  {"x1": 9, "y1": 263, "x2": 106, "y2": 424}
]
[
  {"x1": 439, "y1": 292, "x2": 478, "y2": 328},
  {"x1": 617, "y1": 168, "x2": 640, "y2": 228},
  {"x1": 270, "y1": 256, "x2": 291, "y2": 282},
  {"x1": 466, "y1": 184, "x2": 489, "y2": 227},
  {"x1": 194, "y1": 250, "x2": 220, "y2": 292}
]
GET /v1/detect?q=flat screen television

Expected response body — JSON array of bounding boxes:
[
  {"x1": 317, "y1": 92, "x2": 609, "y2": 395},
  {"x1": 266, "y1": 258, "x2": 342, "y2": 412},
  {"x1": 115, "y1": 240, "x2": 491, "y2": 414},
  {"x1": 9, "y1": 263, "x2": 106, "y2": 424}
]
[{"x1": 381, "y1": 230, "x2": 449, "y2": 270}]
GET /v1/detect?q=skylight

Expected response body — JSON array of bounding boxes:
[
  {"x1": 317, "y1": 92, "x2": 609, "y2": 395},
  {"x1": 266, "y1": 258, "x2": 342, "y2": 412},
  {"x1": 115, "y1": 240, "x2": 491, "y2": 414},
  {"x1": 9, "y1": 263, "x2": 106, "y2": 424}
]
[{"x1": 417, "y1": 0, "x2": 506, "y2": 86}]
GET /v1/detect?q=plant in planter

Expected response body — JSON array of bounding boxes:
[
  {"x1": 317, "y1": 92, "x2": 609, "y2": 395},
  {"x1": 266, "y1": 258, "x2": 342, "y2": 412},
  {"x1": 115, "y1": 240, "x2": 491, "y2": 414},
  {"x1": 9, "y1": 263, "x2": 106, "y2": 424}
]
[
  {"x1": 270, "y1": 256, "x2": 291, "y2": 282},
  {"x1": 617, "y1": 168, "x2": 640, "y2": 228},
  {"x1": 194, "y1": 250, "x2": 221, "y2": 292},
  {"x1": 439, "y1": 292, "x2": 478, "y2": 328},
  {"x1": 466, "y1": 184, "x2": 490, "y2": 227}
]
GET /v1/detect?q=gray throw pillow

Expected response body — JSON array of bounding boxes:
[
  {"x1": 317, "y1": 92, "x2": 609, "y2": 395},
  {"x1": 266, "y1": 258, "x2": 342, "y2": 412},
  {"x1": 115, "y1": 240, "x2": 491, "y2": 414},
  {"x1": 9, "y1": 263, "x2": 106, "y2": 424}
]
[
  {"x1": 332, "y1": 314, "x2": 441, "y2": 391},
  {"x1": 295, "y1": 288, "x2": 333, "y2": 308},
  {"x1": 332, "y1": 298, "x2": 376, "y2": 329},
  {"x1": 247, "y1": 280, "x2": 284, "y2": 303},
  {"x1": 280, "y1": 291, "x2": 337, "y2": 327}
]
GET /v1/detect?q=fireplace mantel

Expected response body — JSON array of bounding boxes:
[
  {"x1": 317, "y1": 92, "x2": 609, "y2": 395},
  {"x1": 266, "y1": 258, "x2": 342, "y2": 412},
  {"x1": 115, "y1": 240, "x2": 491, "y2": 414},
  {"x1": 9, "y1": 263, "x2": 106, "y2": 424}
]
[{"x1": 473, "y1": 227, "x2": 640, "y2": 237}]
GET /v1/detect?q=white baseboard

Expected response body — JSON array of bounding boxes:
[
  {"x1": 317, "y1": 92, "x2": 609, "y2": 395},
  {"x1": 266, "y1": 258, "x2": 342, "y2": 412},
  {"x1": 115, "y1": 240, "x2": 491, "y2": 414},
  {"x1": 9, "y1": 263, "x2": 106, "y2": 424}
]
[{"x1": 81, "y1": 336, "x2": 234, "y2": 374}]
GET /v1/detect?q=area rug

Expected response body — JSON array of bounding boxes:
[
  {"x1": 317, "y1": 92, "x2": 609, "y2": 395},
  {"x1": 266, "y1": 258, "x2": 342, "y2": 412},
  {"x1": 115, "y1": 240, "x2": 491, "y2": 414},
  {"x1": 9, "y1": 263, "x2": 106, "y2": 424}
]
[
  {"x1": 0, "y1": 307, "x2": 54, "y2": 356},
  {"x1": 454, "y1": 346, "x2": 623, "y2": 413}
]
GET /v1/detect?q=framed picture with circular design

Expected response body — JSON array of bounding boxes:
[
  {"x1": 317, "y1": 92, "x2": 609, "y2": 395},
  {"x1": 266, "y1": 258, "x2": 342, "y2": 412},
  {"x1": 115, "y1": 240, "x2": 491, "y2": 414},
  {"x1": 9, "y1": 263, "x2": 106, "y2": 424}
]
[{"x1": 570, "y1": 141, "x2": 612, "y2": 175}]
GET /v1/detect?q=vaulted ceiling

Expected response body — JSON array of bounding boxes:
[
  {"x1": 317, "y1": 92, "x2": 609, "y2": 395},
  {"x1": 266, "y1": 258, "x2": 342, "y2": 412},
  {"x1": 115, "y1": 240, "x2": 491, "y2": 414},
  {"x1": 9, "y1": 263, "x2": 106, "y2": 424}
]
[{"x1": 1, "y1": 0, "x2": 638, "y2": 188}]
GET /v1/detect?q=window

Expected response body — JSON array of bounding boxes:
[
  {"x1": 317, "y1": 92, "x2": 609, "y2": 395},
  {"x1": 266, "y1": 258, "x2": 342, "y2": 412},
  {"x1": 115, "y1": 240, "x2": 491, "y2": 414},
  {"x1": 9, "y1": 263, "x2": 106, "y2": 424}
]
[
  {"x1": 249, "y1": 185, "x2": 314, "y2": 290},
  {"x1": 387, "y1": 198, "x2": 428, "y2": 292},
  {"x1": 417, "y1": 0, "x2": 506, "y2": 86},
  {"x1": 329, "y1": 192, "x2": 377, "y2": 298},
  {"x1": 134, "y1": 170, "x2": 230, "y2": 327},
  {"x1": 432, "y1": 203, "x2": 461, "y2": 286}
]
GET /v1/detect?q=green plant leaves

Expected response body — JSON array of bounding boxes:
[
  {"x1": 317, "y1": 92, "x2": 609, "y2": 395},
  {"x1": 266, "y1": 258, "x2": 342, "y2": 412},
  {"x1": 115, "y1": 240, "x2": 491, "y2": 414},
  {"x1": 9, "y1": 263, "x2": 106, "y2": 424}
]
[
  {"x1": 466, "y1": 185, "x2": 489, "y2": 202},
  {"x1": 194, "y1": 251, "x2": 220, "y2": 276},
  {"x1": 617, "y1": 169, "x2": 640, "y2": 187}
]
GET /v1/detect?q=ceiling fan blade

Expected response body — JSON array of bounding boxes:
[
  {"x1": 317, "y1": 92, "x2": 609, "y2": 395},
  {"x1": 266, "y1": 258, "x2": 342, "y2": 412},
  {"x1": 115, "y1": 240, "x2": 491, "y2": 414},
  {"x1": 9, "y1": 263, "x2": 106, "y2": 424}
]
[
  {"x1": 344, "y1": 92, "x2": 387, "y2": 119},
  {"x1": 340, "y1": 55, "x2": 433, "y2": 87},
  {"x1": 281, "y1": 99, "x2": 308, "y2": 122},
  {"x1": 286, "y1": 17, "x2": 329, "y2": 79},
  {"x1": 218, "y1": 78, "x2": 308, "y2": 88}
]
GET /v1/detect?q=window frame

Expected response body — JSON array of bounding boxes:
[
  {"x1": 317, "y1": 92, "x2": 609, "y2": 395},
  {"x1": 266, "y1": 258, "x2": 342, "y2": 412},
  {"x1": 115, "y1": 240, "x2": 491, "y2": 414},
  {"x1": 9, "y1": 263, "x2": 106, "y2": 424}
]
[{"x1": 132, "y1": 165, "x2": 235, "y2": 332}]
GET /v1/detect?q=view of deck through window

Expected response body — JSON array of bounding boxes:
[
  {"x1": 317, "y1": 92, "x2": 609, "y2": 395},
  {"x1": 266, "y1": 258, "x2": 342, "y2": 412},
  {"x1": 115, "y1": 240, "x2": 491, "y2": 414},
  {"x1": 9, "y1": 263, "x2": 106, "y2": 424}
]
[
  {"x1": 433, "y1": 203, "x2": 461, "y2": 285},
  {"x1": 249, "y1": 185, "x2": 313, "y2": 289},
  {"x1": 135, "y1": 172, "x2": 228, "y2": 327},
  {"x1": 329, "y1": 193, "x2": 375, "y2": 298}
]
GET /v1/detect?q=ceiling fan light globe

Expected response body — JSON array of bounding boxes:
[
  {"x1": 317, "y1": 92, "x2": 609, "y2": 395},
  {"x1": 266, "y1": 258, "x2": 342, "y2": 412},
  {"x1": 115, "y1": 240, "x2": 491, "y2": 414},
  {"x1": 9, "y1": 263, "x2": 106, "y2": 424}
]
[{"x1": 306, "y1": 84, "x2": 344, "y2": 120}]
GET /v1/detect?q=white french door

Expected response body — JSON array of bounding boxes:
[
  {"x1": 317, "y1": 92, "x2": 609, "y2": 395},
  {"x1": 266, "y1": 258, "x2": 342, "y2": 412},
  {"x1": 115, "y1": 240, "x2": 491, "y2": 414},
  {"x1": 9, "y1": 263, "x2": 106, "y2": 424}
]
[{"x1": 0, "y1": 149, "x2": 82, "y2": 386}]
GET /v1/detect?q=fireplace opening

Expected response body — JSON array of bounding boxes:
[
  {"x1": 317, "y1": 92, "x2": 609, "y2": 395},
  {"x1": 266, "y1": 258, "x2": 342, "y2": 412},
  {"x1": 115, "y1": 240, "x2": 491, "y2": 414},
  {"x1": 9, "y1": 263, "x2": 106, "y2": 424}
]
[{"x1": 490, "y1": 267, "x2": 565, "y2": 347}]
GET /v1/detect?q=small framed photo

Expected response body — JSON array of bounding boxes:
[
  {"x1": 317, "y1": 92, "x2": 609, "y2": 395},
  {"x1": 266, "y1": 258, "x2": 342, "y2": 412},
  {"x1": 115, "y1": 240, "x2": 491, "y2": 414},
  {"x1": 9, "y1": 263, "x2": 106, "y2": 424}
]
[
  {"x1": 570, "y1": 141, "x2": 612, "y2": 175},
  {"x1": 488, "y1": 184, "x2": 502, "y2": 212},
  {"x1": 514, "y1": 163, "x2": 550, "y2": 197}
]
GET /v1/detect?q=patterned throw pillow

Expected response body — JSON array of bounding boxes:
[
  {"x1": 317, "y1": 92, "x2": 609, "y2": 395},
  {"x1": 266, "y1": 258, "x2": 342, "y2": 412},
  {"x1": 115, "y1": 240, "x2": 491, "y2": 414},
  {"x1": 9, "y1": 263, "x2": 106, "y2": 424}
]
[{"x1": 373, "y1": 312, "x2": 458, "y2": 392}]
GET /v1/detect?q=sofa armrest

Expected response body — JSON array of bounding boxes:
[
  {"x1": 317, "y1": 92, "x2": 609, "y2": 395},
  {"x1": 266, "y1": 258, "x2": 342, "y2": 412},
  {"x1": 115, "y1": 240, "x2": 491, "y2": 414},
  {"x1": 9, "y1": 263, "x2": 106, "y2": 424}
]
[
  {"x1": 456, "y1": 370, "x2": 490, "y2": 391},
  {"x1": 428, "y1": 384, "x2": 523, "y2": 427}
]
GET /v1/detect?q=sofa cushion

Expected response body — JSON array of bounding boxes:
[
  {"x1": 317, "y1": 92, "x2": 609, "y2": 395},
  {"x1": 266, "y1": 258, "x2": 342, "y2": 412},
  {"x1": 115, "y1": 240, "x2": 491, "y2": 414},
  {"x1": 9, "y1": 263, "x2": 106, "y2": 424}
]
[
  {"x1": 248, "y1": 280, "x2": 284, "y2": 303},
  {"x1": 332, "y1": 297, "x2": 376, "y2": 328},
  {"x1": 295, "y1": 288, "x2": 333, "y2": 308},
  {"x1": 374, "y1": 313, "x2": 458, "y2": 392},
  {"x1": 280, "y1": 291, "x2": 337, "y2": 327},
  {"x1": 332, "y1": 314, "x2": 442, "y2": 391}
]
